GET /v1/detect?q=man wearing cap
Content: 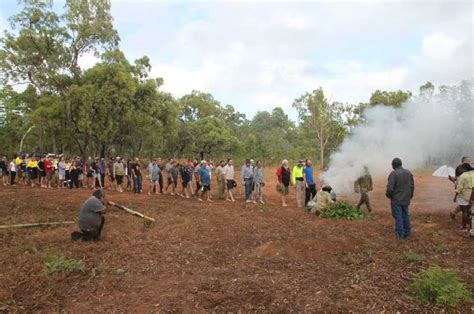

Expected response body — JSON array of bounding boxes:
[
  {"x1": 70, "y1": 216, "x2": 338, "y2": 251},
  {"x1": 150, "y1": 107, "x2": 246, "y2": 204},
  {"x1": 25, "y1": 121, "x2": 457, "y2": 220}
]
[
  {"x1": 241, "y1": 159, "x2": 254, "y2": 203},
  {"x1": 292, "y1": 160, "x2": 305, "y2": 208},
  {"x1": 113, "y1": 157, "x2": 125, "y2": 193}
]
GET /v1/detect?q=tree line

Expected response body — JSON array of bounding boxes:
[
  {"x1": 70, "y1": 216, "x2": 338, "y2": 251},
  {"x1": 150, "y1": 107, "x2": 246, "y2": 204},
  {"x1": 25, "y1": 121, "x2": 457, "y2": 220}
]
[{"x1": 0, "y1": 0, "x2": 454, "y2": 168}]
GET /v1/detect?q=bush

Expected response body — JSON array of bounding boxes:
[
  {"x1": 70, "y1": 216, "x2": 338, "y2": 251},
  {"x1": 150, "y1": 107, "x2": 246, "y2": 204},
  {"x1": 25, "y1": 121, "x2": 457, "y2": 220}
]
[
  {"x1": 410, "y1": 266, "x2": 471, "y2": 308},
  {"x1": 397, "y1": 252, "x2": 423, "y2": 265},
  {"x1": 44, "y1": 254, "x2": 84, "y2": 274},
  {"x1": 321, "y1": 201, "x2": 369, "y2": 220}
]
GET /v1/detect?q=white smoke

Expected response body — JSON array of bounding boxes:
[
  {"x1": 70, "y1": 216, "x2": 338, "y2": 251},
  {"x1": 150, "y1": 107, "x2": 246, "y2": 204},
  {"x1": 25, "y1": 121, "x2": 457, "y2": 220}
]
[{"x1": 324, "y1": 80, "x2": 474, "y2": 194}]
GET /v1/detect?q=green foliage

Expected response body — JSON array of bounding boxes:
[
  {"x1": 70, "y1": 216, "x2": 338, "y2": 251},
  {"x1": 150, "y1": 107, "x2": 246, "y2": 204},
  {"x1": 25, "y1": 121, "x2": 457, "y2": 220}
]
[
  {"x1": 321, "y1": 201, "x2": 369, "y2": 220},
  {"x1": 410, "y1": 266, "x2": 471, "y2": 307},
  {"x1": 369, "y1": 89, "x2": 412, "y2": 108},
  {"x1": 397, "y1": 252, "x2": 423, "y2": 265},
  {"x1": 432, "y1": 245, "x2": 449, "y2": 254},
  {"x1": 44, "y1": 254, "x2": 84, "y2": 274}
]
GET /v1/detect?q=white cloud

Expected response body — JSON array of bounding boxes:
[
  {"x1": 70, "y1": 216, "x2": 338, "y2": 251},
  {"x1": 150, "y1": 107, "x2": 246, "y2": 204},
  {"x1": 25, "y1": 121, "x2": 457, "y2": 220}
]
[{"x1": 108, "y1": 1, "x2": 474, "y2": 118}]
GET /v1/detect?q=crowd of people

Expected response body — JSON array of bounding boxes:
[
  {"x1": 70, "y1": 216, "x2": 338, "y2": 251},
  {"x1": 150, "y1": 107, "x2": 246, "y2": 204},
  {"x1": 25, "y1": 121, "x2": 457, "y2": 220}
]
[{"x1": 1, "y1": 153, "x2": 472, "y2": 240}]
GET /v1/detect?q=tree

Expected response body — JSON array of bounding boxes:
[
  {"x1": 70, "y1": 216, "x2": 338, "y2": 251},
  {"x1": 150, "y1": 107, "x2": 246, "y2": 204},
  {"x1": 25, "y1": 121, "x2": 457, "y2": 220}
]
[
  {"x1": 293, "y1": 87, "x2": 350, "y2": 169},
  {"x1": 369, "y1": 89, "x2": 412, "y2": 108}
]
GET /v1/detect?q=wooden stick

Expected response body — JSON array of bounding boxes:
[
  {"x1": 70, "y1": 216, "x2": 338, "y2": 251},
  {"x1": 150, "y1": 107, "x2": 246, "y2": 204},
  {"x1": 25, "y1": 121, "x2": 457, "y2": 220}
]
[{"x1": 0, "y1": 221, "x2": 75, "y2": 230}]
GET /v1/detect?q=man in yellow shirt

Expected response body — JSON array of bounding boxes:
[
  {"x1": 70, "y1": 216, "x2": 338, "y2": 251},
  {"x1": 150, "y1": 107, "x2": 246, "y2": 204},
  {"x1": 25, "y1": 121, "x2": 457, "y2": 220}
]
[
  {"x1": 27, "y1": 156, "x2": 39, "y2": 187},
  {"x1": 291, "y1": 160, "x2": 305, "y2": 208}
]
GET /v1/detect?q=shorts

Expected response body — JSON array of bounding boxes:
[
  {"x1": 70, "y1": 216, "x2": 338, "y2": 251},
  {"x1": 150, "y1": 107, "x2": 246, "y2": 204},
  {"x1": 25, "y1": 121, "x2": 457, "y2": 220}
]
[
  {"x1": 1, "y1": 169, "x2": 8, "y2": 177},
  {"x1": 116, "y1": 175, "x2": 123, "y2": 185},
  {"x1": 182, "y1": 180, "x2": 190, "y2": 188},
  {"x1": 150, "y1": 179, "x2": 159, "y2": 184},
  {"x1": 202, "y1": 184, "x2": 211, "y2": 192},
  {"x1": 86, "y1": 173, "x2": 93, "y2": 178},
  {"x1": 109, "y1": 175, "x2": 115, "y2": 182},
  {"x1": 278, "y1": 184, "x2": 289, "y2": 196},
  {"x1": 227, "y1": 179, "x2": 235, "y2": 190},
  {"x1": 78, "y1": 174, "x2": 84, "y2": 181},
  {"x1": 59, "y1": 174, "x2": 65, "y2": 180},
  {"x1": 46, "y1": 173, "x2": 53, "y2": 180},
  {"x1": 457, "y1": 198, "x2": 470, "y2": 206},
  {"x1": 40, "y1": 171, "x2": 46, "y2": 177},
  {"x1": 167, "y1": 177, "x2": 173, "y2": 185}
]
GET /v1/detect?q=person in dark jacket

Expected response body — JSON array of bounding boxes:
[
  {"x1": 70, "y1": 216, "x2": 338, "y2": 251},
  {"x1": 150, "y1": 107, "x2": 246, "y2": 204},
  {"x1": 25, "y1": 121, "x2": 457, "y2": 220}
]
[{"x1": 386, "y1": 158, "x2": 414, "y2": 240}]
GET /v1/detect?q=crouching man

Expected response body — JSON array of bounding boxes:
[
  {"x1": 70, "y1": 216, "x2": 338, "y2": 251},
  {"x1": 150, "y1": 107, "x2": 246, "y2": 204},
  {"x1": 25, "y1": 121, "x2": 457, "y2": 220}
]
[
  {"x1": 311, "y1": 186, "x2": 334, "y2": 215},
  {"x1": 71, "y1": 189, "x2": 108, "y2": 241}
]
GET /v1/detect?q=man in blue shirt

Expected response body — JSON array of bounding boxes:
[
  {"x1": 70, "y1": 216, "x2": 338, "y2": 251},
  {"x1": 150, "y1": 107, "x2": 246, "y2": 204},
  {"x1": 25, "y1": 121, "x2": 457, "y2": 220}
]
[
  {"x1": 304, "y1": 159, "x2": 317, "y2": 207},
  {"x1": 198, "y1": 160, "x2": 211, "y2": 202}
]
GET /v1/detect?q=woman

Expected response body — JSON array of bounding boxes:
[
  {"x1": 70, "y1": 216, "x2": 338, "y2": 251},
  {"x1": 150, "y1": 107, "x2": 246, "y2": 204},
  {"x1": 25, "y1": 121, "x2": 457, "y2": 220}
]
[
  {"x1": 27, "y1": 156, "x2": 39, "y2": 187},
  {"x1": 276, "y1": 160, "x2": 291, "y2": 207}
]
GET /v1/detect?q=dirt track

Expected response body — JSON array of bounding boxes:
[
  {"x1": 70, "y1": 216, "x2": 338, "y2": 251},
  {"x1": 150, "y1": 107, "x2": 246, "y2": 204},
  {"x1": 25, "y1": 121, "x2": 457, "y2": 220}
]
[{"x1": 0, "y1": 169, "x2": 472, "y2": 312}]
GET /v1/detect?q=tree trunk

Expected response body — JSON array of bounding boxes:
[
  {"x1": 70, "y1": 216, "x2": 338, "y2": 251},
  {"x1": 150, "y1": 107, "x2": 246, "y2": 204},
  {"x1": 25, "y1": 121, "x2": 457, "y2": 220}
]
[
  {"x1": 19, "y1": 125, "x2": 35, "y2": 152},
  {"x1": 319, "y1": 138, "x2": 325, "y2": 170}
]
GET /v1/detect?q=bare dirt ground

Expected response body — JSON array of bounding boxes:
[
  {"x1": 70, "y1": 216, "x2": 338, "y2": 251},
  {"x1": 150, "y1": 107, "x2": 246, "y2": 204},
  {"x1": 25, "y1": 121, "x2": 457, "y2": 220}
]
[{"x1": 0, "y1": 168, "x2": 472, "y2": 312}]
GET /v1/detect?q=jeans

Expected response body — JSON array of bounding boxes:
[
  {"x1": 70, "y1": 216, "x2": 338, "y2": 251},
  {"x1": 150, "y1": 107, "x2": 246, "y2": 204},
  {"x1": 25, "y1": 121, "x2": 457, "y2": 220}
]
[
  {"x1": 134, "y1": 174, "x2": 142, "y2": 193},
  {"x1": 10, "y1": 171, "x2": 16, "y2": 185},
  {"x1": 244, "y1": 178, "x2": 253, "y2": 200},
  {"x1": 305, "y1": 184, "x2": 317, "y2": 205},
  {"x1": 391, "y1": 203, "x2": 411, "y2": 239},
  {"x1": 254, "y1": 182, "x2": 264, "y2": 202}
]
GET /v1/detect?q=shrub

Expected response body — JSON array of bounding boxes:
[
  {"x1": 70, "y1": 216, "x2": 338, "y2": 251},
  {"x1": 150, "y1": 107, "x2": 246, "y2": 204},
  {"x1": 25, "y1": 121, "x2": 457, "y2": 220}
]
[
  {"x1": 397, "y1": 252, "x2": 423, "y2": 265},
  {"x1": 410, "y1": 266, "x2": 471, "y2": 308},
  {"x1": 321, "y1": 201, "x2": 369, "y2": 220},
  {"x1": 44, "y1": 254, "x2": 84, "y2": 274}
]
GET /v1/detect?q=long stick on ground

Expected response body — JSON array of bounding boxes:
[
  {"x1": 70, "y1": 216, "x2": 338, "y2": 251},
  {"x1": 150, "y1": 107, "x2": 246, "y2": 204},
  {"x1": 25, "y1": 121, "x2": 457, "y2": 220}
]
[
  {"x1": 108, "y1": 201, "x2": 155, "y2": 222},
  {"x1": 0, "y1": 221, "x2": 75, "y2": 229}
]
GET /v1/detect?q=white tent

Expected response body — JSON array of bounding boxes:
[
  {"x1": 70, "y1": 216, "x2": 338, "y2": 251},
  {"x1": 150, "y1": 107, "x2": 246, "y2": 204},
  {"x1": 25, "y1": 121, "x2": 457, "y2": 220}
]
[{"x1": 432, "y1": 165, "x2": 455, "y2": 178}]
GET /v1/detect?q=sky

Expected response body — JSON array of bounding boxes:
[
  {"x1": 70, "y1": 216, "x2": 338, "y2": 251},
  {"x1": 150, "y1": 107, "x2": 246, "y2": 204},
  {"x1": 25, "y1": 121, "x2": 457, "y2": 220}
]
[{"x1": 1, "y1": 0, "x2": 472, "y2": 120}]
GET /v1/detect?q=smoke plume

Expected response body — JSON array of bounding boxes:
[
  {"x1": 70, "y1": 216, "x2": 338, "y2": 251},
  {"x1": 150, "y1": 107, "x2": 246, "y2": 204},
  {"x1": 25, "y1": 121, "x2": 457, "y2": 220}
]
[{"x1": 323, "y1": 80, "x2": 474, "y2": 194}]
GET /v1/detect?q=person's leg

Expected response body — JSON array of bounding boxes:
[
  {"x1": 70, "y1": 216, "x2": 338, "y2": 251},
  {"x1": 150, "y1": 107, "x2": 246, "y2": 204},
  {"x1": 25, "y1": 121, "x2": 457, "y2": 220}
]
[
  {"x1": 158, "y1": 175, "x2": 163, "y2": 193},
  {"x1": 365, "y1": 193, "x2": 372, "y2": 212},
  {"x1": 401, "y1": 205, "x2": 411, "y2": 239},
  {"x1": 356, "y1": 193, "x2": 364, "y2": 209},
  {"x1": 391, "y1": 203, "x2": 404, "y2": 239},
  {"x1": 461, "y1": 205, "x2": 470, "y2": 229},
  {"x1": 138, "y1": 175, "x2": 142, "y2": 193},
  {"x1": 296, "y1": 181, "x2": 304, "y2": 207},
  {"x1": 305, "y1": 185, "x2": 311, "y2": 205},
  {"x1": 10, "y1": 171, "x2": 16, "y2": 185}
]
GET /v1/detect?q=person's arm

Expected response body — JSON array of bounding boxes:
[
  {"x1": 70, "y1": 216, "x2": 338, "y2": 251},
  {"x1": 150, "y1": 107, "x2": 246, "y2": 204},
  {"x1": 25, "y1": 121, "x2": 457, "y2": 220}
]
[
  {"x1": 409, "y1": 172, "x2": 415, "y2": 199},
  {"x1": 386, "y1": 172, "x2": 395, "y2": 199}
]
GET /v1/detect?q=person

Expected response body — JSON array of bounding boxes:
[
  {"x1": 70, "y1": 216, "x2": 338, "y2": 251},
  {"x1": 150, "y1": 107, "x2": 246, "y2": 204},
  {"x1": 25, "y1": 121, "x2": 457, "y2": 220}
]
[
  {"x1": 292, "y1": 160, "x2": 305, "y2": 208},
  {"x1": 216, "y1": 160, "x2": 226, "y2": 200},
  {"x1": 15, "y1": 155, "x2": 24, "y2": 185},
  {"x1": 113, "y1": 157, "x2": 125, "y2": 193},
  {"x1": 38, "y1": 155, "x2": 46, "y2": 188},
  {"x1": 125, "y1": 159, "x2": 132, "y2": 191},
  {"x1": 454, "y1": 169, "x2": 473, "y2": 234},
  {"x1": 58, "y1": 157, "x2": 66, "y2": 188},
  {"x1": 27, "y1": 156, "x2": 39, "y2": 187},
  {"x1": 386, "y1": 158, "x2": 415, "y2": 240},
  {"x1": 71, "y1": 189, "x2": 108, "y2": 241},
  {"x1": 131, "y1": 158, "x2": 142, "y2": 194},
  {"x1": 224, "y1": 159, "x2": 236, "y2": 202},
  {"x1": 241, "y1": 159, "x2": 254, "y2": 203},
  {"x1": 157, "y1": 158, "x2": 164, "y2": 193},
  {"x1": 98, "y1": 158, "x2": 106, "y2": 188},
  {"x1": 107, "y1": 158, "x2": 115, "y2": 190},
  {"x1": 354, "y1": 166, "x2": 373, "y2": 212},
  {"x1": 164, "y1": 158, "x2": 175, "y2": 194},
  {"x1": 69, "y1": 161, "x2": 80, "y2": 189},
  {"x1": 194, "y1": 160, "x2": 202, "y2": 196},
  {"x1": 303, "y1": 159, "x2": 317, "y2": 208},
  {"x1": 449, "y1": 156, "x2": 473, "y2": 220},
  {"x1": 198, "y1": 160, "x2": 212, "y2": 202},
  {"x1": 8, "y1": 157, "x2": 16, "y2": 186},
  {"x1": 85, "y1": 157, "x2": 94, "y2": 188},
  {"x1": 0, "y1": 156, "x2": 8, "y2": 186},
  {"x1": 147, "y1": 159, "x2": 161, "y2": 195},
  {"x1": 181, "y1": 161, "x2": 194, "y2": 198},
  {"x1": 276, "y1": 160, "x2": 291, "y2": 207},
  {"x1": 253, "y1": 160, "x2": 265, "y2": 204},
  {"x1": 44, "y1": 155, "x2": 54, "y2": 189},
  {"x1": 311, "y1": 185, "x2": 334, "y2": 215},
  {"x1": 170, "y1": 161, "x2": 179, "y2": 195}
]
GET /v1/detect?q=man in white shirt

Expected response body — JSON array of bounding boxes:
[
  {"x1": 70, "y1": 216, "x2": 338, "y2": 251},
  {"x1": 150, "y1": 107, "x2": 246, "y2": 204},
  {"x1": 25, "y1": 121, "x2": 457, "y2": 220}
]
[{"x1": 224, "y1": 159, "x2": 235, "y2": 202}]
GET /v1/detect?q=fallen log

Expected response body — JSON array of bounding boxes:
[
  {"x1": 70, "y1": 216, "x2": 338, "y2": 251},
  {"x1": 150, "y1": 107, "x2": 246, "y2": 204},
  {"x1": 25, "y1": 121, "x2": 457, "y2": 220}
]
[{"x1": 0, "y1": 221, "x2": 75, "y2": 229}]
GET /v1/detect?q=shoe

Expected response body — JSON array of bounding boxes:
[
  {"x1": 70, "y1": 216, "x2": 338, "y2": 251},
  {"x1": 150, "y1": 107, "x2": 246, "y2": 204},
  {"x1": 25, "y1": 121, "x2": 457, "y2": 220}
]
[{"x1": 449, "y1": 212, "x2": 456, "y2": 221}]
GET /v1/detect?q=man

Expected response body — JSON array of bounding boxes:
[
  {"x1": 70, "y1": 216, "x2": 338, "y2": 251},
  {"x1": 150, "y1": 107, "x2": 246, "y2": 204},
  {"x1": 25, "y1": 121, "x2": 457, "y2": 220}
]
[
  {"x1": 311, "y1": 185, "x2": 334, "y2": 215},
  {"x1": 157, "y1": 158, "x2": 164, "y2": 193},
  {"x1": 198, "y1": 160, "x2": 212, "y2": 202},
  {"x1": 181, "y1": 161, "x2": 194, "y2": 198},
  {"x1": 241, "y1": 159, "x2": 254, "y2": 203},
  {"x1": 131, "y1": 158, "x2": 142, "y2": 194},
  {"x1": 113, "y1": 157, "x2": 125, "y2": 193},
  {"x1": 386, "y1": 158, "x2": 415, "y2": 240},
  {"x1": 98, "y1": 158, "x2": 106, "y2": 188},
  {"x1": 107, "y1": 158, "x2": 115, "y2": 190},
  {"x1": 253, "y1": 160, "x2": 265, "y2": 204},
  {"x1": 164, "y1": 158, "x2": 175, "y2": 194},
  {"x1": 71, "y1": 189, "x2": 108, "y2": 241},
  {"x1": 170, "y1": 161, "x2": 179, "y2": 195},
  {"x1": 449, "y1": 156, "x2": 473, "y2": 220},
  {"x1": 303, "y1": 159, "x2": 317, "y2": 208},
  {"x1": 454, "y1": 169, "x2": 474, "y2": 234},
  {"x1": 58, "y1": 157, "x2": 66, "y2": 188},
  {"x1": 224, "y1": 159, "x2": 236, "y2": 202},
  {"x1": 292, "y1": 160, "x2": 305, "y2": 208},
  {"x1": 216, "y1": 160, "x2": 226, "y2": 200},
  {"x1": 147, "y1": 159, "x2": 161, "y2": 195},
  {"x1": 354, "y1": 166, "x2": 373, "y2": 212},
  {"x1": 8, "y1": 156, "x2": 16, "y2": 186},
  {"x1": 0, "y1": 156, "x2": 8, "y2": 186}
]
